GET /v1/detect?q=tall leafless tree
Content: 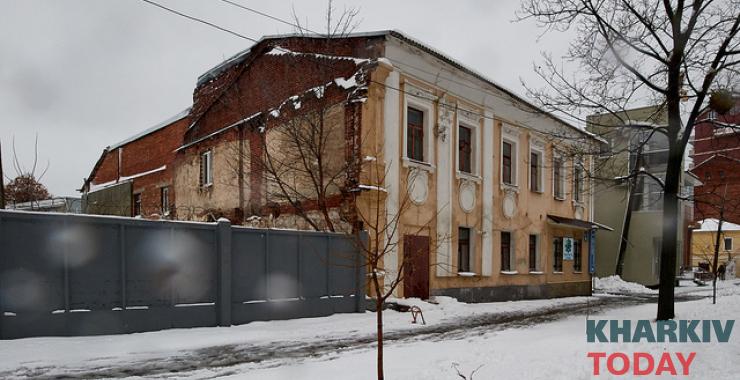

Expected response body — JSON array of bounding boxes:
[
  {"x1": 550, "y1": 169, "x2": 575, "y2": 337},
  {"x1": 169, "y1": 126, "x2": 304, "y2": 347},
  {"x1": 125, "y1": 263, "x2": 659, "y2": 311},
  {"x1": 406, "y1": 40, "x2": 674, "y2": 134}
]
[{"x1": 519, "y1": 0, "x2": 740, "y2": 320}]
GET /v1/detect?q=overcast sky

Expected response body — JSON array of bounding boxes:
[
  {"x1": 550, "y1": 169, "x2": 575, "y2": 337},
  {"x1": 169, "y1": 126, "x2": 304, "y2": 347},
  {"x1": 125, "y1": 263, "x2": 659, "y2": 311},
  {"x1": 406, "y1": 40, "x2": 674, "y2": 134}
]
[{"x1": 0, "y1": 0, "x2": 572, "y2": 196}]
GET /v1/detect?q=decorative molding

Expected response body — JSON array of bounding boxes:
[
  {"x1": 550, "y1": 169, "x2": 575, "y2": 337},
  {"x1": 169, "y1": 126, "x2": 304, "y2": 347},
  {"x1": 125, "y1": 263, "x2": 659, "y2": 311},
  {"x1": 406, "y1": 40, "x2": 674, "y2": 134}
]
[
  {"x1": 405, "y1": 83, "x2": 437, "y2": 102},
  {"x1": 503, "y1": 124, "x2": 521, "y2": 138},
  {"x1": 459, "y1": 180, "x2": 476, "y2": 213},
  {"x1": 407, "y1": 168, "x2": 429, "y2": 205},
  {"x1": 502, "y1": 192, "x2": 517, "y2": 219},
  {"x1": 436, "y1": 96, "x2": 453, "y2": 142},
  {"x1": 530, "y1": 136, "x2": 545, "y2": 149}
]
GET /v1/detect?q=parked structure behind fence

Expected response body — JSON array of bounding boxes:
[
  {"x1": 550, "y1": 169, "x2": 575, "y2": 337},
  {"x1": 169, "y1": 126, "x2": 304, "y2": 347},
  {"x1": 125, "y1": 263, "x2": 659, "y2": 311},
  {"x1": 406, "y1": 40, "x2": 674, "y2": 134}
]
[{"x1": 0, "y1": 210, "x2": 365, "y2": 339}]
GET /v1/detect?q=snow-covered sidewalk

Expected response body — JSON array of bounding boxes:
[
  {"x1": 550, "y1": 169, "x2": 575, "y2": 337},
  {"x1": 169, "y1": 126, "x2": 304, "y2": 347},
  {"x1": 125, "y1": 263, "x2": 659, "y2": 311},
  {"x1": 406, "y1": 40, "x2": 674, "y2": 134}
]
[{"x1": 1, "y1": 278, "x2": 737, "y2": 379}]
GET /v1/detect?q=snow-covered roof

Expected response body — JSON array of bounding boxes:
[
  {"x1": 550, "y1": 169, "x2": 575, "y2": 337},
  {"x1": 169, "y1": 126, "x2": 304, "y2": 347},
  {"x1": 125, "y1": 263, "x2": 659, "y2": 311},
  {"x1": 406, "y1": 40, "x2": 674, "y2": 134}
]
[
  {"x1": 695, "y1": 218, "x2": 740, "y2": 232},
  {"x1": 108, "y1": 107, "x2": 190, "y2": 150},
  {"x1": 195, "y1": 30, "x2": 597, "y2": 141}
]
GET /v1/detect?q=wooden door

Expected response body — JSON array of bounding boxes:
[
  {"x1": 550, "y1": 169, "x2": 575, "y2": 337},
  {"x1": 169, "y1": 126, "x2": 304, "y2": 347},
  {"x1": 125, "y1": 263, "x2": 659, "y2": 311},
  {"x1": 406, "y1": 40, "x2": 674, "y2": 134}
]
[{"x1": 403, "y1": 235, "x2": 430, "y2": 299}]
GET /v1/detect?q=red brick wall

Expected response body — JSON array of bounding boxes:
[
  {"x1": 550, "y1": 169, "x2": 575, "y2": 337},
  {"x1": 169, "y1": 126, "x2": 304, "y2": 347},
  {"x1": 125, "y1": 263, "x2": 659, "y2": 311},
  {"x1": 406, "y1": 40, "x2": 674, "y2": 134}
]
[
  {"x1": 692, "y1": 99, "x2": 740, "y2": 224},
  {"x1": 89, "y1": 116, "x2": 188, "y2": 217}
]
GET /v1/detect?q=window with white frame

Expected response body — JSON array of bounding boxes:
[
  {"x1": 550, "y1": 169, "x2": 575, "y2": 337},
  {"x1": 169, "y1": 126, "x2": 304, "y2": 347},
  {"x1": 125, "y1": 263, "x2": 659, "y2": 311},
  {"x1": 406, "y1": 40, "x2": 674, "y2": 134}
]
[
  {"x1": 458, "y1": 227, "x2": 472, "y2": 273},
  {"x1": 573, "y1": 160, "x2": 584, "y2": 202},
  {"x1": 200, "y1": 150, "x2": 213, "y2": 187},
  {"x1": 725, "y1": 237, "x2": 733, "y2": 251},
  {"x1": 529, "y1": 143, "x2": 544, "y2": 192},
  {"x1": 403, "y1": 97, "x2": 434, "y2": 166},
  {"x1": 553, "y1": 153, "x2": 565, "y2": 200},
  {"x1": 458, "y1": 123, "x2": 479, "y2": 175},
  {"x1": 407, "y1": 107, "x2": 425, "y2": 162},
  {"x1": 528, "y1": 234, "x2": 540, "y2": 271},
  {"x1": 502, "y1": 140, "x2": 518, "y2": 186},
  {"x1": 501, "y1": 231, "x2": 514, "y2": 272}
]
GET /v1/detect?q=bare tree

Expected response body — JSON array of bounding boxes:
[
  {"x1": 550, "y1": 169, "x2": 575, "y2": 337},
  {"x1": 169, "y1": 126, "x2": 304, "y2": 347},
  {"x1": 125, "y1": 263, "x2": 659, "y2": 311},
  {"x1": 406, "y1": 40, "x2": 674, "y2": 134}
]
[
  {"x1": 518, "y1": 0, "x2": 740, "y2": 320},
  {"x1": 3, "y1": 136, "x2": 51, "y2": 205}
]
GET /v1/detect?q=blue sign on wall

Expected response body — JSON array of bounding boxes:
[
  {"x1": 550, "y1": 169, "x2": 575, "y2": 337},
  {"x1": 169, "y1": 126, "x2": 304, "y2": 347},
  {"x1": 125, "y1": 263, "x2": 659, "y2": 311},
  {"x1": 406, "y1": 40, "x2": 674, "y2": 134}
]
[{"x1": 588, "y1": 228, "x2": 596, "y2": 274}]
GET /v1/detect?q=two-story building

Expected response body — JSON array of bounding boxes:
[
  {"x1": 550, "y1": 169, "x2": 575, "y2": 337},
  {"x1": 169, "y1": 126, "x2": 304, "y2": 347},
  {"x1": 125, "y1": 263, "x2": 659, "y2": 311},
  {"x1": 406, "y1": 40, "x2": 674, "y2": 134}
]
[{"x1": 84, "y1": 31, "x2": 608, "y2": 302}]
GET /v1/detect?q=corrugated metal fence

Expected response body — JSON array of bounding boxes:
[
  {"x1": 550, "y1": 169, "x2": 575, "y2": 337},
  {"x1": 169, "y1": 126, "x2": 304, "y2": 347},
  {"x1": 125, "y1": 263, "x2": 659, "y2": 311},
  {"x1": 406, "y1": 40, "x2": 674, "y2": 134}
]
[{"x1": 0, "y1": 210, "x2": 366, "y2": 339}]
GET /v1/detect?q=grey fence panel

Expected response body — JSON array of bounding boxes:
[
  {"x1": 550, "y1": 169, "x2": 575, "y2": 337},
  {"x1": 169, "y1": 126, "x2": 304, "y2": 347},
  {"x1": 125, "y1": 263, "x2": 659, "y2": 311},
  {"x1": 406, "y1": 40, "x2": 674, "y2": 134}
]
[
  {"x1": 0, "y1": 210, "x2": 365, "y2": 339},
  {"x1": 68, "y1": 221, "x2": 122, "y2": 311},
  {"x1": 231, "y1": 230, "x2": 267, "y2": 302},
  {"x1": 266, "y1": 231, "x2": 300, "y2": 301},
  {"x1": 300, "y1": 235, "x2": 329, "y2": 298}
]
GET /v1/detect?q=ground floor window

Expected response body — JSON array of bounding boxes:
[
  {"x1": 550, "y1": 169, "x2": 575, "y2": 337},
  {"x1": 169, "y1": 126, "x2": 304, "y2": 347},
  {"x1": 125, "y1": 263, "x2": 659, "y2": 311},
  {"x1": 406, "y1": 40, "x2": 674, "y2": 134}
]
[
  {"x1": 529, "y1": 234, "x2": 539, "y2": 271},
  {"x1": 160, "y1": 186, "x2": 170, "y2": 215},
  {"x1": 573, "y1": 239, "x2": 582, "y2": 272},
  {"x1": 133, "y1": 193, "x2": 142, "y2": 216},
  {"x1": 553, "y1": 237, "x2": 563, "y2": 272},
  {"x1": 458, "y1": 227, "x2": 471, "y2": 273},
  {"x1": 501, "y1": 231, "x2": 512, "y2": 271}
]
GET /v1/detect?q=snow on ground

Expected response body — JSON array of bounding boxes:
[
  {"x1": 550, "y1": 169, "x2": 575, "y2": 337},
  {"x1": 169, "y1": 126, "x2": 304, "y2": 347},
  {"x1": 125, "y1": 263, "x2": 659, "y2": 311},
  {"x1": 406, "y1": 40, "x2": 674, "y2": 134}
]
[
  {"x1": 206, "y1": 286, "x2": 740, "y2": 380},
  {"x1": 594, "y1": 275, "x2": 658, "y2": 295},
  {"x1": 1, "y1": 279, "x2": 738, "y2": 379}
]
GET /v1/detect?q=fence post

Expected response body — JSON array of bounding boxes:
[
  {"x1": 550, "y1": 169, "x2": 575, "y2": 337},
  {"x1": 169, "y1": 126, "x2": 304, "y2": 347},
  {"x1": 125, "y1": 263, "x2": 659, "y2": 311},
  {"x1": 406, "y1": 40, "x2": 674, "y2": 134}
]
[
  {"x1": 216, "y1": 218, "x2": 232, "y2": 327},
  {"x1": 355, "y1": 231, "x2": 368, "y2": 313}
]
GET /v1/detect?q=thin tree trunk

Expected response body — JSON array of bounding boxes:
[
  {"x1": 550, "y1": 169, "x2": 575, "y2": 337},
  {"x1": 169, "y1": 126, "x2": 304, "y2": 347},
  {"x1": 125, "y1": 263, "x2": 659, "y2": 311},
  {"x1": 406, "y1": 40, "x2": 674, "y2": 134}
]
[
  {"x1": 711, "y1": 184, "x2": 728, "y2": 305},
  {"x1": 617, "y1": 148, "x2": 644, "y2": 276},
  {"x1": 376, "y1": 297, "x2": 384, "y2": 380}
]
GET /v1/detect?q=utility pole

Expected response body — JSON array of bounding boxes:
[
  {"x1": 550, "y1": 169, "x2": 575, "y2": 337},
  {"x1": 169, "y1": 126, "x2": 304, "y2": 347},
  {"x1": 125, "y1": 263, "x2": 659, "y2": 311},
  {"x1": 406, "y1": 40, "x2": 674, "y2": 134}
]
[{"x1": 0, "y1": 140, "x2": 5, "y2": 209}]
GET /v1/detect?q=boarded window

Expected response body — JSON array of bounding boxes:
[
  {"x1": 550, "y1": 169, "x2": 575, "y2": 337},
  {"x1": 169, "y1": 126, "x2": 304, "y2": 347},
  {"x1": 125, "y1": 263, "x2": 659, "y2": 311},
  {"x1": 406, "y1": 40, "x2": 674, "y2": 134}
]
[{"x1": 407, "y1": 107, "x2": 424, "y2": 162}]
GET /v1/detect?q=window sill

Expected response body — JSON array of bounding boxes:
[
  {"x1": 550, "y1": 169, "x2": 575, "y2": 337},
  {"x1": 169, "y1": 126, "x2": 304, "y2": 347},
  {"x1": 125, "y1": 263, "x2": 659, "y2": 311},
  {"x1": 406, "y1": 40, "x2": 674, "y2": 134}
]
[
  {"x1": 456, "y1": 171, "x2": 482, "y2": 183},
  {"x1": 572, "y1": 200, "x2": 585, "y2": 207},
  {"x1": 402, "y1": 158, "x2": 435, "y2": 172},
  {"x1": 573, "y1": 271, "x2": 583, "y2": 274},
  {"x1": 501, "y1": 183, "x2": 519, "y2": 193},
  {"x1": 528, "y1": 271, "x2": 544, "y2": 275},
  {"x1": 530, "y1": 189, "x2": 544, "y2": 194},
  {"x1": 500, "y1": 271, "x2": 519, "y2": 275},
  {"x1": 554, "y1": 196, "x2": 566, "y2": 201},
  {"x1": 457, "y1": 272, "x2": 477, "y2": 277},
  {"x1": 553, "y1": 271, "x2": 564, "y2": 274}
]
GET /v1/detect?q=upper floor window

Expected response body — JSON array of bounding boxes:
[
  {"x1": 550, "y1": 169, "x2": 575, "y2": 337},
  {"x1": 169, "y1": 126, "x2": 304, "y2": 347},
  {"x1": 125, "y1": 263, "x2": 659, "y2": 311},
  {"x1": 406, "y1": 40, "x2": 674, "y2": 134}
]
[
  {"x1": 530, "y1": 150, "x2": 543, "y2": 192},
  {"x1": 725, "y1": 237, "x2": 733, "y2": 251},
  {"x1": 459, "y1": 125, "x2": 473, "y2": 173},
  {"x1": 573, "y1": 161, "x2": 584, "y2": 202},
  {"x1": 502, "y1": 141, "x2": 515, "y2": 185},
  {"x1": 200, "y1": 150, "x2": 213, "y2": 187},
  {"x1": 553, "y1": 154, "x2": 565, "y2": 200},
  {"x1": 406, "y1": 107, "x2": 425, "y2": 162}
]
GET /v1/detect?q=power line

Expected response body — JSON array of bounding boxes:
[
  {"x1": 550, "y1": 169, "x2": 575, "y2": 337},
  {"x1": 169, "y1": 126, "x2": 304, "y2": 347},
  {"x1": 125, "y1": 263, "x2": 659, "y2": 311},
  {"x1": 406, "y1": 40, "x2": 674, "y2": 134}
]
[
  {"x1": 138, "y1": 0, "x2": 598, "y2": 140},
  {"x1": 140, "y1": 0, "x2": 259, "y2": 43}
]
